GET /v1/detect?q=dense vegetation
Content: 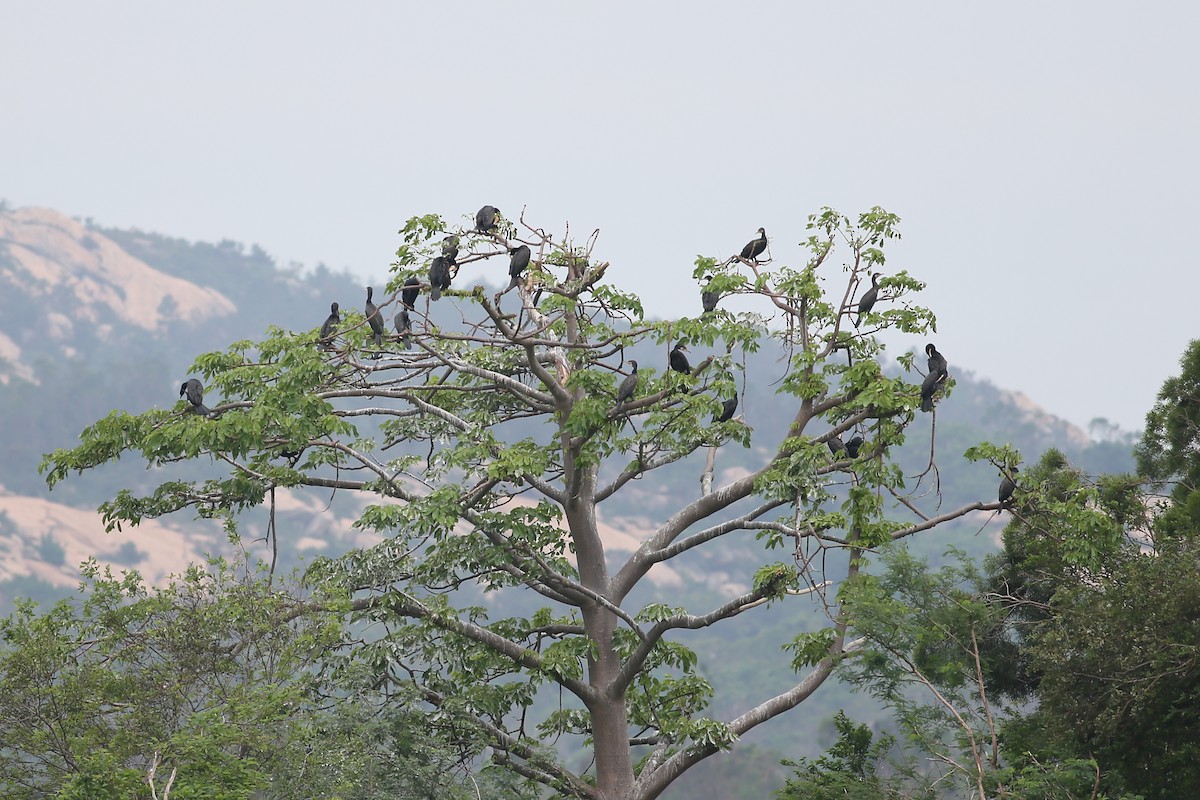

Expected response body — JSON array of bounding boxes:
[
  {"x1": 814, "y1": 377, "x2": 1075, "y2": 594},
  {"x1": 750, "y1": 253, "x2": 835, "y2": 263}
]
[{"x1": 5, "y1": 205, "x2": 1181, "y2": 800}]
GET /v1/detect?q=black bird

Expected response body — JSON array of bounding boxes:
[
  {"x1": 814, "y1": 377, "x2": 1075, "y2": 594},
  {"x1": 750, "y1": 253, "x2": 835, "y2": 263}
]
[
  {"x1": 615, "y1": 361, "x2": 639, "y2": 409},
  {"x1": 401, "y1": 276, "x2": 420, "y2": 309},
  {"x1": 179, "y1": 378, "x2": 211, "y2": 417},
  {"x1": 394, "y1": 308, "x2": 412, "y2": 350},
  {"x1": 365, "y1": 286, "x2": 385, "y2": 349},
  {"x1": 740, "y1": 227, "x2": 768, "y2": 261},
  {"x1": 701, "y1": 276, "x2": 720, "y2": 314},
  {"x1": 318, "y1": 302, "x2": 339, "y2": 350},
  {"x1": 429, "y1": 256, "x2": 452, "y2": 301},
  {"x1": 669, "y1": 343, "x2": 691, "y2": 375},
  {"x1": 507, "y1": 245, "x2": 531, "y2": 291},
  {"x1": 828, "y1": 435, "x2": 847, "y2": 456},
  {"x1": 855, "y1": 272, "x2": 881, "y2": 328},
  {"x1": 442, "y1": 235, "x2": 460, "y2": 264},
  {"x1": 845, "y1": 435, "x2": 864, "y2": 458},
  {"x1": 475, "y1": 205, "x2": 500, "y2": 233},
  {"x1": 920, "y1": 343, "x2": 949, "y2": 412},
  {"x1": 714, "y1": 396, "x2": 738, "y2": 424},
  {"x1": 999, "y1": 466, "x2": 1019, "y2": 504}
]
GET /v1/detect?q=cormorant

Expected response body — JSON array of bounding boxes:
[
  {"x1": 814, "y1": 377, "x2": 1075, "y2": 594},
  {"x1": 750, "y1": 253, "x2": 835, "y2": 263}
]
[
  {"x1": 615, "y1": 361, "x2": 639, "y2": 409},
  {"x1": 429, "y1": 256, "x2": 452, "y2": 301},
  {"x1": 179, "y1": 378, "x2": 211, "y2": 416},
  {"x1": 845, "y1": 435, "x2": 864, "y2": 458},
  {"x1": 999, "y1": 466, "x2": 1019, "y2": 504},
  {"x1": 442, "y1": 235, "x2": 460, "y2": 264},
  {"x1": 669, "y1": 343, "x2": 691, "y2": 374},
  {"x1": 828, "y1": 435, "x2": 847, "y2": 456},
  {"x1": 855, "y1": 273, "x2": 881, "y2": 328},
  {"x1": 401, "y1": 277, "x2": 420, "y2": 309},
  {"x1": 740, "y1": 227, "x2": 768, "y2": 261},
  {"x1": 715, "y1": 395, "x2": 738, "y2": 423},
  {"x1": 701, "y1": 276, "x2": 719, "y2": 314},
  {"x1": 365, "y1": 286, "x2": 385, "y2": 349},
  {"x1": 475, "y1": 205, "x2": 500, "y2": 233},
  {"x1": 920, "y1": 343, "x2": 948, "y2": 412},
  {"x1": 507, "y1": 245, "x2": 531, "y2": 291},
  {"x1": 318, "y1": 302, "x2": 339, "y2": 350},
  {"x1": 394, "y1": 308, "x2": 412, "y2": 350}
]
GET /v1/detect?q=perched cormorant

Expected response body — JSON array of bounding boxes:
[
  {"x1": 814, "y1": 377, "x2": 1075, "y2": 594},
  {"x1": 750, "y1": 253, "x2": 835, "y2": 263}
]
[
  {"x1": 318, "y1": 302, "x2": 339, "y2": 350},
  {"x1": 999, "y1": 466, "x2": 1019, "y2": 504},
  {"x1": 442, "y1": 235, "x2": 460, "y2": 264},
  {"x1": 828, "y1": 435, "x2": 847, "y2": 456},
  {"x1": 179, "y1": 378, "x2": 211, "y2": 416},
  {"x1": 507, "y1": 245, "x2": 531, "y2": 291},
  {"x1": 740, "y1": 227, "x2": 768, "y2": 261},
  {"x1": 401, "y1": 276, "x2": 420, "y2": 309},
  {"x1": 701, "y1": 276, "x2": 719, "y2": 314},
  {"x1": 715, "y1": 395, "x2": 738, "y2": 423},
  {"x1": 615, "y1": 361, "x2": 639, "y2": 409},
  {"x1": 855, "y1": 273, "x2": 881, "y2": 328},
  {"x1": 429, "y1": 256, "x2": 452, "y2": 301},
  {"x1": 394, "y1": 308, "x2": 412, "y2": 350},
  {"x1": 365, "y1": 287, "x2": 385, "y2": 349},
  {"x1": 845, "y1": 435, "x2": 864, "y2": 458},
  {"x1": 475, "y1": 205, "x2": 500, "y2": 233},
  {"x1": 669, "y1": 343, "x2": 691, "y2": 375},
  {"x1": 920, "y1": 343, "x2": 948, "y2": 412}
]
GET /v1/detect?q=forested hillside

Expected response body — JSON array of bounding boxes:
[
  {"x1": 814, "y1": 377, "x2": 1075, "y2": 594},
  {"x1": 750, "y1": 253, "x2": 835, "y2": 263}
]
[{"x1": 0, "y1": 205, "x2": 1145, "y2": 799}]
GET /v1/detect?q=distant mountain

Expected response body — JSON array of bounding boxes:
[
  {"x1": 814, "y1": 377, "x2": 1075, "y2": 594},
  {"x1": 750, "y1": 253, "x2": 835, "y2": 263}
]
[{"x1": 0, "y1": 205, "x2": 1140, "y2": 792}]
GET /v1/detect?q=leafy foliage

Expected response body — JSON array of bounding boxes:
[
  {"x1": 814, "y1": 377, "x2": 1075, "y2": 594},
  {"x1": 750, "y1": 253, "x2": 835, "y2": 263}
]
[{"x1": 39, "y1": 206, "x2": 1012, "y2": 800}]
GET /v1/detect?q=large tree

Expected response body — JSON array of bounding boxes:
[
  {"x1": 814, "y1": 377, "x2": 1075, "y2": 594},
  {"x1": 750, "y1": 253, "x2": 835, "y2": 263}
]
[{"x1": 43, "y1": 207, "x2": 1003, "y2": 800}]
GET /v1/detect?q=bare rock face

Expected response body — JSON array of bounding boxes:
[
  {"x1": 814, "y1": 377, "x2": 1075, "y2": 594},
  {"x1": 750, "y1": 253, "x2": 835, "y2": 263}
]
[{"x1": 0, "y1": 207, "x2": 236, "y2": 381}]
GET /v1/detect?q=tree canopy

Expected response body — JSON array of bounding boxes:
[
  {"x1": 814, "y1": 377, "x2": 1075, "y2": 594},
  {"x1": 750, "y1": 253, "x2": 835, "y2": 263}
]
[{"x1": 40, "y1": 206, "x2": 1010, "y2": 800}]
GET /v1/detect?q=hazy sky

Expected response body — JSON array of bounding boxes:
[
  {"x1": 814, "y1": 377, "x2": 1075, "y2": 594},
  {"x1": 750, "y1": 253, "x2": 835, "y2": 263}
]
[{"x1": 3, "y1": 2, "x2": 1197, "y2": 432}]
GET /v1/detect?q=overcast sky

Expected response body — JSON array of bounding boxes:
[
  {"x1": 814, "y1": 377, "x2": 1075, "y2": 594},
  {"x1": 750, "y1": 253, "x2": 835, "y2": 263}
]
[{"x1": 3, "y1": 2, "x2": 1197, "y2": 432}]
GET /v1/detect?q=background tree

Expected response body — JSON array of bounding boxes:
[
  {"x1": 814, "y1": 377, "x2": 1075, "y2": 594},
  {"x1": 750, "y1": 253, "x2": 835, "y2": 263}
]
[
  {"x1": 0, "y1": 555, "x2": 515, "y2": 800},
  {"x1": 42, "y1": 206, "x2": 1006, "y2": 800}
]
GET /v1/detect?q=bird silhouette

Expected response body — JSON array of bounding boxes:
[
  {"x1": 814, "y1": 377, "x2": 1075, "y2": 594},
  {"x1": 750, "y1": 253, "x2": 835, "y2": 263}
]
[
  {"x1": 365, "y1": 287, "x2": 385, "y2": 349},
  {"x1": 855, "y1": 273, "x2": 881, "y2": 328},
  {"x1": 920, "y1": 343, "x2": 948, "y2": 412},
  {"x1": 669, "y1": 343, "x2": 691, "y2": 374},
  {"x1": 401, "y1": 277, "x2": 420, "y2": 309},
  {"x1": 394, "y1": 308, "x2": 412, "y2": 350},
  {"x1": 615, "y1": 361, "x2": 639, "y2": 410},
  {"x1": 318, "y1": 302, "x2": 339, "y2": 350},
  {"x1": 429, "y1": 257, "x2": 452, "y2": 301},
  {"x1": 507, "y1": 245, "x2": 531, "y2": 291},
  {"x1": 179, "y1": 378, "x2": 211, "y2": 417},
  {"x1": 475, "y1": 205, "x2": 500, "y2": 233},
  {"x1": 740, "y1": 227, "x2": 767, "y2": 261}
]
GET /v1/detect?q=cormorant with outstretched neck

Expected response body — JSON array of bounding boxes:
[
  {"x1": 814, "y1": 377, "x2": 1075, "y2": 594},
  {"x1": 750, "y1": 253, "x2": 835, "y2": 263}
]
[
  {"x1": 920, "y1": 343, "x2": 948, "y2": 412},
  {"x1": 365, "y1": 287, "x2": 385, "y2": 349},
  {"x1": 318, "y1": 302, "x2": 339, "y2": 350},
  {"x1": 701, "y1": 276, "x2": 719, "y2": 314},
  {"x1": 179, "y1": 378, "x2": 211, "y2": 417},
  {"x1": 615, "y1": 361, "x2": 639, "y2": 409},
  {"x1": 442, "y1": 235, "x2": 460, "y2": 264},
  {"x1": 740, "y1": 227, "x2": 768, "y2": 261},
  {"x1": 475, "y1": 205, "x2": 500, "y2": 233},
  {"x1": 401, "y1": 277, "x2": 420, "y2": 309},
  {"x1": 999, "y1": 465, "x2": 1019, "y2": 504},
  {"x1": 394, "y1": 308, "x2": 412, "y2": 350},
  {"x1": 429, "y1": 256, "x2": 452, "y2": 301},
  {"x1": 715, "y1": 395, "x2": 738, "y2": 423},
  {"x1": 855, "y1": 273, "x2": 880, "y2": 328},
  {"x1": 669, "y1": 343, "x2": 691, "y2": 374},
  {"x1": 507, "y1": 245, "x2": 531, "y2": 291}
]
